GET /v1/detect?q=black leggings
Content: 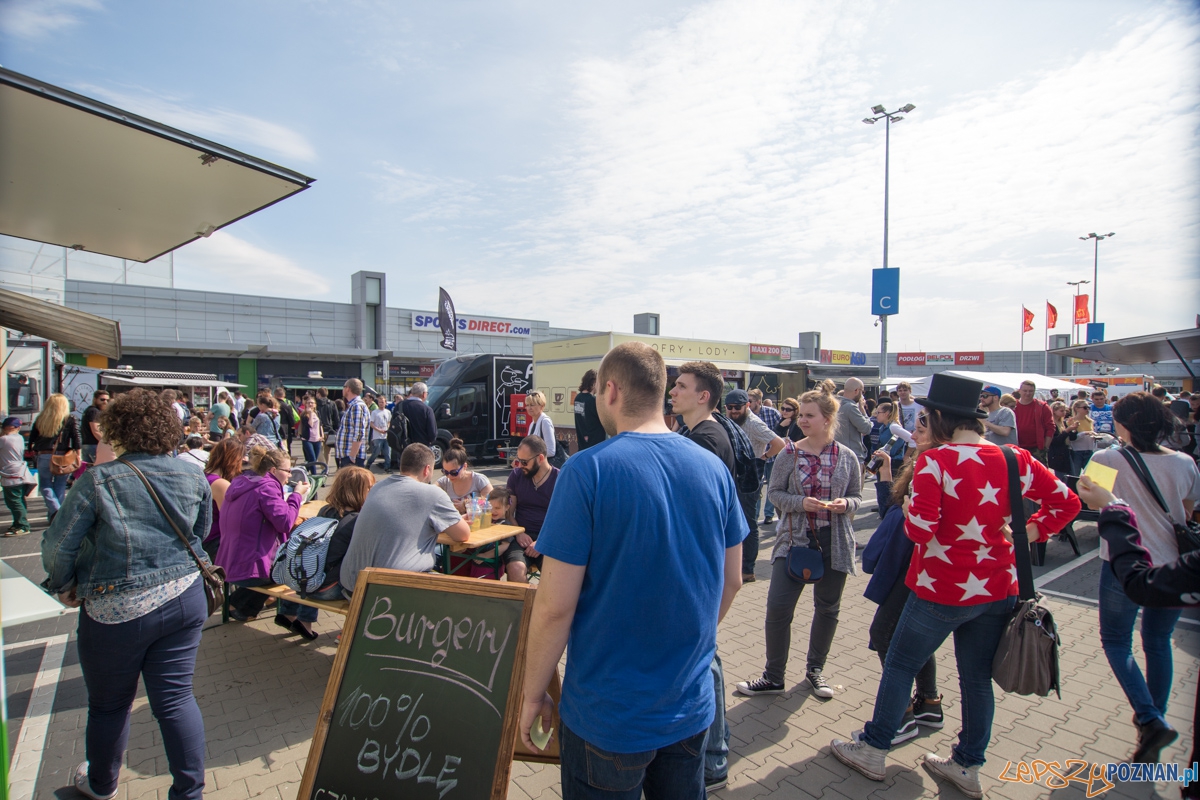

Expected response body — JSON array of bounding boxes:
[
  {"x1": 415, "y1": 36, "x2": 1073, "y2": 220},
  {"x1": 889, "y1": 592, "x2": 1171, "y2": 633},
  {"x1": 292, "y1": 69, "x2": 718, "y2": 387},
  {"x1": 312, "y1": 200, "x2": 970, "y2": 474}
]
[{"x1": 870, "y1": 576, "x2": 938, "y2": 699}]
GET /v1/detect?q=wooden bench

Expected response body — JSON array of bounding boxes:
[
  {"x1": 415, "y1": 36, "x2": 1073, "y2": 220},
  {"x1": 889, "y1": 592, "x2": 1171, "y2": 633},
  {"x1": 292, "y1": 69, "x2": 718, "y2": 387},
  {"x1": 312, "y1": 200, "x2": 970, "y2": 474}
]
[{"x1": 222, "y1": 583, "x2": 350, "y2": 622}]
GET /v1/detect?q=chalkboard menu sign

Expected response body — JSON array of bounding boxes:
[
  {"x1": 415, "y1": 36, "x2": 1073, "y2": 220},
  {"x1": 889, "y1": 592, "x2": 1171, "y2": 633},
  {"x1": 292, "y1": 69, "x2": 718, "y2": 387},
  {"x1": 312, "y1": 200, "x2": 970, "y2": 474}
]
[{"x1": 298, "y1": 569, "x2": 536, "y2": 800}]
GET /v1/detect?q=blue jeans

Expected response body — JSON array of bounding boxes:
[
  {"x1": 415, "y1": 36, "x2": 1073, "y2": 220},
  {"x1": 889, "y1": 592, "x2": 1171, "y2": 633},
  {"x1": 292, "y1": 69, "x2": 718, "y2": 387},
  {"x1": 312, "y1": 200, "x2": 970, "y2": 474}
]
[
  {"x1": 301, "y1": 440, "x2": 320, "y2": 464},
  {"x1": 279, "y1": 582, "x2": 346, "y2": 624},
  {"x1": 703, "y1": 654, "x2": 729, "y2": 782},
  {"x1": 1099, "y1": 565, "x2": 1181, "y2": 725},
  {"x1": 759, "y1": 461, "x2": 776, "y2": 520},
  {"x1": 82, "y1": 444, "x2": 98, "y2": 464},
  {"x1": 560, "y1": 721, "x2": 706, "y2": 800},
  {"x1": 738, "y1": 488, "x2": 760, "y2": 575},
  {"x1": 36, "y1": 453, "x2": 67, "y2": 520},
  {"x1": 1070, "y1": 450, "x2": 1092, "y2": 475},
  {"x1": 862, "y1": 593, "x2": 1016, "y2": 767},
  {"x1": 77, "y1": 577, "x2": 207, "y2": 800},
  {"x1": 365, "y1": 438, "x2": 390, "y2": 469},
  {"x1": 336, "y1": 455, "x2": 365, "y2": 470}
]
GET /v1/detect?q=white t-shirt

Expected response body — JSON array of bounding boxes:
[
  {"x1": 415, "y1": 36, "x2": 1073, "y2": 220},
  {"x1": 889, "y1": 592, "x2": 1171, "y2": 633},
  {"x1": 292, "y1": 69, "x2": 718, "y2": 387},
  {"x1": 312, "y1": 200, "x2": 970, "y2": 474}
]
[
  {"x1": 1092, "y1": 447, "x2": 1200, "y2": 565},
  {"x1": 370, "y1": 408, "x2": 392, "y2": 441},
  {"x1": 530, "y1": 414, "x2": 556, "y2": 457},
  {"x1": 898, "y1": 400, "x2": 920, "y2": 433}
]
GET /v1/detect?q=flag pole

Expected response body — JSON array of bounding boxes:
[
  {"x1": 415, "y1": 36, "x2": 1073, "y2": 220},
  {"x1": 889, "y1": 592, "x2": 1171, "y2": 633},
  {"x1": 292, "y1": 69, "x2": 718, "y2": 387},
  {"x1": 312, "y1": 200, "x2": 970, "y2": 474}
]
[
  {"x1": 1021, "y1": 305, "x2": 1025, "y2": 372},
  {"x1": 1044, "y1": 300, "x2": 1049, "y2": 376}
]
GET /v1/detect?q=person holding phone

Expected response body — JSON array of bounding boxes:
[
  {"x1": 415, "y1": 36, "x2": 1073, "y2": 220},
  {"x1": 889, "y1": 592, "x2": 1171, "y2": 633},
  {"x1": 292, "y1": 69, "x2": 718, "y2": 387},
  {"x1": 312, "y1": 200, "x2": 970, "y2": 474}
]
[{"x1": 736, "y1": 381, "x2": 861, "y2": 701}]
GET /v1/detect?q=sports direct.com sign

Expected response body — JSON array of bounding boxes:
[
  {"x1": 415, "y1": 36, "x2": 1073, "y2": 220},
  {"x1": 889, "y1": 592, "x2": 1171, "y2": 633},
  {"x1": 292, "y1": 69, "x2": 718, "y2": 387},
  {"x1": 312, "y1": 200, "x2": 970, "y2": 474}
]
[
  {"x1": 896, "y1": 352, "x2": 986, "y2": 366},
  {"x1": 411, "y1": 313, "x2": 532, "y2": 338}
]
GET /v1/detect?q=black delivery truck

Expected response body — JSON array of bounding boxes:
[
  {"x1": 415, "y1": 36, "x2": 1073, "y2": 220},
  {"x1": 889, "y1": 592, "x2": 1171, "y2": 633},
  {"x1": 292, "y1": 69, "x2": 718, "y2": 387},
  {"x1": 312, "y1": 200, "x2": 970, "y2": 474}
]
[{"x1": 424, "y1": 354, "x2": 533, "y2": 462}]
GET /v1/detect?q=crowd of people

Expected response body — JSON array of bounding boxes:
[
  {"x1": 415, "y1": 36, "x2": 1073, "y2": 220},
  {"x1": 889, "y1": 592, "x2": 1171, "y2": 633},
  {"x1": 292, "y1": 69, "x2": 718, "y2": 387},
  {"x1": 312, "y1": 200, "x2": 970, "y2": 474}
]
[{"x1": 22, "y1": 361, "x2": 1200, "y2": 800}]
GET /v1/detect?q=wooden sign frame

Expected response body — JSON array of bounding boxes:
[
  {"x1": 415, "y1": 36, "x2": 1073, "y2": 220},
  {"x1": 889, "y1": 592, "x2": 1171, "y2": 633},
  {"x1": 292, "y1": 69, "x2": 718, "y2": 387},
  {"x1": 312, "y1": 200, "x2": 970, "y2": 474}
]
[{"x1": 297, "y1": 569, "x2": 536, "y2": 800}]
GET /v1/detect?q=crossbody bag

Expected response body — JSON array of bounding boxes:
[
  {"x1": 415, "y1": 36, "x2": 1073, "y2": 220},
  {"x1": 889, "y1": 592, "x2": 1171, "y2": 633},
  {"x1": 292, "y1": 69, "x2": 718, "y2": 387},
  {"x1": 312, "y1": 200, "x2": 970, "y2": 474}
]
[
  {"x1": 118, "y1": 457, "x2": 226, "y2": 616},
  {"x1": 49, "y1": 425, "x2": 80, "y2": 476},
  {"x1": 1117, "y1": 446, "x2": 1200, "y2": 555},
  {"x1": 991, "y1": 446, "x2": 1061, "y2": 698}
]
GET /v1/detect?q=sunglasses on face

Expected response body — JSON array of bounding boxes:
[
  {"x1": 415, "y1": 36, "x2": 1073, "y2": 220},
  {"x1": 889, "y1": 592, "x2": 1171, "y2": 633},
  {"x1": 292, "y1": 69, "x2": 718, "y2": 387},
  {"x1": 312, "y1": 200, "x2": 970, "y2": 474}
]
[
  {"x1": 917, "y1": 414, "x2": 929, "y2": 427},
  {"x1": 511, "y1": 457, "x2": 534, "y2": 467},
  {"x1": 442, "y1": 465, "x2": 463, "y2": 476},
  {"x1": 725, "y1": 404, "x2": 745, "y2": 411}
]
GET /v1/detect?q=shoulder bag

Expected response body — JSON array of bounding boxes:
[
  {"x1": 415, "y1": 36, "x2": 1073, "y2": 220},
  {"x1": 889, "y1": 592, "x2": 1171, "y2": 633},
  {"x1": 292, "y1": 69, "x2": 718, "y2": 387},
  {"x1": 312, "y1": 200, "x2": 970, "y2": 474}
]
[
  {"x1": 992, "y1": 446, "x2": 1061, "y2": 698},
  {"x1": 118, "y1": 457, "x2": 227, "y2": 616},
  {"x1": 784, "y1": 465, "x2": 825, "y2": 584},
  {"x1": 49, "y1": 424, "x2": 80, "y2": 476},
  {"x1": 1118, "y1": 446, "x2": 1200, "y2": 555}
]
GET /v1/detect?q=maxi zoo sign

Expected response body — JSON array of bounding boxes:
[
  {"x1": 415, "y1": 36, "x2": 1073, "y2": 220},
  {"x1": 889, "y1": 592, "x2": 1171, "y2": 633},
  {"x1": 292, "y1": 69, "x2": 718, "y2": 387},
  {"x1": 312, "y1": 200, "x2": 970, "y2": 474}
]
[{"x1": 411, "y1": 313, "x2": 532, "y2": 338}]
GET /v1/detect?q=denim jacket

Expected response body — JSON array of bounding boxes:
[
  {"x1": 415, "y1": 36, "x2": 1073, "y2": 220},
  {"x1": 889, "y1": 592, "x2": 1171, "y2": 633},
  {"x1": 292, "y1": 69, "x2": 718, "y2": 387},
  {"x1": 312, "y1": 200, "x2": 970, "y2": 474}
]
[{"x1": 42, "y1": 453, "x2": 212, "y2": 598}]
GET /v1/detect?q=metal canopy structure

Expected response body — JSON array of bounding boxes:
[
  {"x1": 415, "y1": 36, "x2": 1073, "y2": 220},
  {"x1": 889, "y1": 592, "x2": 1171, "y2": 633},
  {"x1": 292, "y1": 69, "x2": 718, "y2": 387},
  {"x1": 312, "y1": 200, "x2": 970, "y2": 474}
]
[
  {"x1": 1049, "y1": 328, "x2": 1200, "y2": 377},
  {"x1": 0, "y1": 67, "x2": 315, "y2": 263},
  {"x1": 0, "y1": 286, "x2": 121, "y2": 358}
]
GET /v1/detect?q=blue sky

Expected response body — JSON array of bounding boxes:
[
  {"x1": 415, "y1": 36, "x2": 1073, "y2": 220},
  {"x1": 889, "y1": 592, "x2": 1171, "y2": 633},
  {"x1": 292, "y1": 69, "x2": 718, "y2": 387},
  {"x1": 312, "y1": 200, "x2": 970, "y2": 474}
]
[{"x1": 2, "y1": 0, "x2": 1197, "y2": 353}]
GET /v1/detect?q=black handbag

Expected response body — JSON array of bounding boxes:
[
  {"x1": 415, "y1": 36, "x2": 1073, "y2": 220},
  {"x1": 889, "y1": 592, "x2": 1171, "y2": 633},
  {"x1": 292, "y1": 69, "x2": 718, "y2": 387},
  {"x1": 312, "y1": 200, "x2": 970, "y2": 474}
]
[
  {"x1": 784, "y1": 511, "x2": 825, "y2": 584},
  {"x1": 991, "y1": 447, "x2": 1061, "y2": 698},
  {"x1": 119, "y1": 457, "x2": 226, "y2": 617},
  {"x1": 1118, "y1": 447, "x2": 1200, "y2": 555}
]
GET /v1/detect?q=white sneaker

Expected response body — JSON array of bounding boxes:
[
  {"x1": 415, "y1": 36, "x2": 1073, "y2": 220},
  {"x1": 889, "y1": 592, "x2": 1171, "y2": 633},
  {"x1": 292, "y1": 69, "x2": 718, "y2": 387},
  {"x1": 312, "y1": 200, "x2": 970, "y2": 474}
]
[
  {"x1": 922, "y1": 753, "x2": 982, "y2": 799},
  {"x1": 73, "y1": 762, "x2": 118, "y2": 800},
  {"x1": 830, "y1": 737, "x2": 887, "y2": 781}
]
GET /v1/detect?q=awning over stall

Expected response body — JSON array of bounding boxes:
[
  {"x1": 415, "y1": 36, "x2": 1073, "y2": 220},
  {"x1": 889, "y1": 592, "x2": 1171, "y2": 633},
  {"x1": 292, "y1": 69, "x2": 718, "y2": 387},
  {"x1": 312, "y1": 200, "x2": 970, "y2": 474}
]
[
  {"x1": 1050, "y1": 328, "x2": 1200, "y2": 377},
  {"x1": 0, "y1": 67, "x2": 314, "y2": 263},
  {"x1": 0, "y1": 285, "x2": 121, "y2": 358}
]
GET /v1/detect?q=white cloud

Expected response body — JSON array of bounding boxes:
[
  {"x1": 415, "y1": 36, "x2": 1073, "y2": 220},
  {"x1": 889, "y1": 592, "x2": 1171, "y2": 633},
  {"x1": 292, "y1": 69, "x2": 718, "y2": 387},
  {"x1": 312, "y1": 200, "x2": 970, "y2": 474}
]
[
  {"x1": 462, "y1": 1, "x2": 1199, "y2": 351},
  {"x1": 172, "y1": 232, "x2": 330, "y2": 297},
  {"x1": 0, "y1": 0, "x2": 100, "y2": 39},
  {"x1": 76, "y1": 85, "x2": 318, "y2": 164},
  {"x1": 372, "y1": 163, "x2": 481, "y2": 223}
]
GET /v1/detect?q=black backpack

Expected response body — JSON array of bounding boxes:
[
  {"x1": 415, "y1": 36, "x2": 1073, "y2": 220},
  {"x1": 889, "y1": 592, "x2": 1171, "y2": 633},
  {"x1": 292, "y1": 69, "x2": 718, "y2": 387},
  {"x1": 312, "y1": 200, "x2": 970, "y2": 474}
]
[
  {"x1": 713, "y1": 412, "x2": 764, "y2": 494},
  {"x1": 387, "y1": 408, "x2": 410, "y2": 452}
]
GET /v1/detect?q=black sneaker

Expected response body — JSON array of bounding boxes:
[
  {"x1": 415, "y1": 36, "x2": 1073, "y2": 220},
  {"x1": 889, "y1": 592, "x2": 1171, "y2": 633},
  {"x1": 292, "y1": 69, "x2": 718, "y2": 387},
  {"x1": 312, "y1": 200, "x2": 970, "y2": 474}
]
[
  {"x1": 735, "y1": 677, "x2": 784, "y2": 696},
  {"x1": 912, "y1": 693, "x2": 944, "y2": 728},
  {"x1": 893, "y1": 707, "x2": 919, "y2": 745},
  {"x1": 705, "y1": 776, "x2": 727, "y2": 793},
  {"x1": 806, "y1": 670, "x2": 835, "y2": 699},
  {"x1": 1132, "y1": 718, "x2": 1178, "y2": 764}
]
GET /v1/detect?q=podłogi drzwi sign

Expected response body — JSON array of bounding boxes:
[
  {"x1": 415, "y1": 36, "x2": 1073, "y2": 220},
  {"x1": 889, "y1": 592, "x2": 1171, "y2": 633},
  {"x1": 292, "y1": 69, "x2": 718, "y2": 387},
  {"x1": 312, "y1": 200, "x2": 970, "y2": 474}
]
[{"x1": 896, "y1": 352, "x2": 985, "y2": 366}]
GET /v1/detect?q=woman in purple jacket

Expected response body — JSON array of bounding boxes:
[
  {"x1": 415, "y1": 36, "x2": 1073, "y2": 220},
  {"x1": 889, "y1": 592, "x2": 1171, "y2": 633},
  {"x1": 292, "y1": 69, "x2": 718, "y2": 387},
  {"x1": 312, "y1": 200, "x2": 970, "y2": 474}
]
[{"x1": 216, "y1": 446, "x2": 308, "y2": 623}]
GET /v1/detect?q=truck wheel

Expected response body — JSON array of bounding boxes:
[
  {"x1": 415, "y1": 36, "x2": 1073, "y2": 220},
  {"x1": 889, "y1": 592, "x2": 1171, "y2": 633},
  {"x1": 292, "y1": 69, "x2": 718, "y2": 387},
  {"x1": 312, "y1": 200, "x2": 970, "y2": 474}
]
[{"x1": 431, "y1": 439, "x2": 447, "y2": 467}]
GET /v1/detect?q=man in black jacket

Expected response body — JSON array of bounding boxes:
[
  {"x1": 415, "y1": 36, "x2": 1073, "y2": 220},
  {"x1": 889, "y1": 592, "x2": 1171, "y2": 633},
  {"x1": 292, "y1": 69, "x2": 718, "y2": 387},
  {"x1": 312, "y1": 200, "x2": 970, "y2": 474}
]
[
  {"x1": 402, "y1": 382, "x2": 438, "y2": 448},
  {"x1": 315, "y1": 387, "x2": 339, "y2": 465}
]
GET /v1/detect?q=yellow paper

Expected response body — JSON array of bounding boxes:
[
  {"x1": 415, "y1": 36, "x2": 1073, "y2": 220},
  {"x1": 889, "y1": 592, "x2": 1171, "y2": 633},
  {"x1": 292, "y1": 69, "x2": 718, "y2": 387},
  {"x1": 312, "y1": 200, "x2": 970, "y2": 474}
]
[
  {"x1": 1083, "y1": 460, "x2": 1118, "y2": 492},
  {"x1": 531, "y1": 717, "x2": 553, "y2": 751}
]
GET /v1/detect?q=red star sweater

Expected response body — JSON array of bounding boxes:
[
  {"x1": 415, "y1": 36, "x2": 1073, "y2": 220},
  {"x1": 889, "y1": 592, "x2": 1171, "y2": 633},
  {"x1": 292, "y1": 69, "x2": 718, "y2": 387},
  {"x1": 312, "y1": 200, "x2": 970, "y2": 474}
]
[{"x1": 904, "y1": 443, "x2": 1081, "y2": 605}]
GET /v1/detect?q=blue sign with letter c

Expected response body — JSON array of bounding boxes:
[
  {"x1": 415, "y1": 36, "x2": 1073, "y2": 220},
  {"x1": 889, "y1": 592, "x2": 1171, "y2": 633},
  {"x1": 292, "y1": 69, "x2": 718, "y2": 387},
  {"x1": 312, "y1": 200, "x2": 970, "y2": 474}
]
[{"x1": 871, "y1": 268, "x2": 899, "y2": 316}]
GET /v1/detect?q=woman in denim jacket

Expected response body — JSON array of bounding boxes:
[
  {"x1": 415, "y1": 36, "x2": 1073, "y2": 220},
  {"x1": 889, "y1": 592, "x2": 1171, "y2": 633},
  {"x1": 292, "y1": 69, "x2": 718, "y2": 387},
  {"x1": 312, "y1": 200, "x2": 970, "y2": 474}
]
[{"x1": 41, "y1": 389, "x2": 212, "y2": 800}]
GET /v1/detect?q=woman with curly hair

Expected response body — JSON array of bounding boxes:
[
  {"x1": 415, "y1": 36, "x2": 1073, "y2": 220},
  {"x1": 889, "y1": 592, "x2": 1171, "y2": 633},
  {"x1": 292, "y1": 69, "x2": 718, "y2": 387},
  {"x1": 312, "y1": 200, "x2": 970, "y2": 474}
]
[
  {"x1": 31, "y1": 393, "x2": 82, "y2": 521},
  {"x1": 201, "y1": 438, "x2": 245, "y2": 561},
  {"x1": 216, "y1": 446, "x2": 310, "y2": 626},
  {"x1": 41, "y1": 389, "x2": 211, "y2": 800}
]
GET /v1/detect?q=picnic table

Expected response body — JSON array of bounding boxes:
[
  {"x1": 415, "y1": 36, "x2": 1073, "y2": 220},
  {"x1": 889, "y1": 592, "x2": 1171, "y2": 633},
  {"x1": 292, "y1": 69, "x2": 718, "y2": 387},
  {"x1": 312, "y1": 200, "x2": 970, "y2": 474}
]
[{"x1": 291, "y1": 501, "x2": 521, "y2": 578}]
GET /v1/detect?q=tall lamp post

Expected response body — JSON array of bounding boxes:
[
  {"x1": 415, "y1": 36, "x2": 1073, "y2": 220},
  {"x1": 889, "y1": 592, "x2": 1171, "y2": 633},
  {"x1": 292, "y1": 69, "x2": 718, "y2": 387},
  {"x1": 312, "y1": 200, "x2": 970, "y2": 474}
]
[
  {"x1": 1066, "y1": 279, "x2": 1090, "y2": 377},
  {"x1": 1078, "y1": 232, "x2": 1115, "y2": 323},
  {"x1": 863, "y1": 103, "x2": 915, "y2": 380}
]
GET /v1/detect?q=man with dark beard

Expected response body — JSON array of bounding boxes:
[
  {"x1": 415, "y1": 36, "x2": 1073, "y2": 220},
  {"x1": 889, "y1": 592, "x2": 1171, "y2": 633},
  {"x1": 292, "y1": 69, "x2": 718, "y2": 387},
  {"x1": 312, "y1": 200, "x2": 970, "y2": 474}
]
[{"x1": 506, "y1": 434, "x2": 558, "y2": 574}]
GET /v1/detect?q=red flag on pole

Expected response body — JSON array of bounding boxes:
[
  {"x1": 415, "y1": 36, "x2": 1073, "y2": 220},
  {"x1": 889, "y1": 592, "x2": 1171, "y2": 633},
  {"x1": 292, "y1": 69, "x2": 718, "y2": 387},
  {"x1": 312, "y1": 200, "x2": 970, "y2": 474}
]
[
  {"x1": 1046, "y1": 302, "x2": 1058, "y2": 330},
  {"x1": 1022, "y1": 307, "x2": 1035, "y2": 333},
  {"x1": 1074, "y1": 294, "x2": 1090, "y2": 324}
]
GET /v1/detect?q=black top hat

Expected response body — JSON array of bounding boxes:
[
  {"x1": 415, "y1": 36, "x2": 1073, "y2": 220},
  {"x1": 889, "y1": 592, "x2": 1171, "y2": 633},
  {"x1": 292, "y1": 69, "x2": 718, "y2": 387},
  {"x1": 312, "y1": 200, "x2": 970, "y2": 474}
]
[{"x1": 916, "y1": 373, "x2": 988, "y2": 419}]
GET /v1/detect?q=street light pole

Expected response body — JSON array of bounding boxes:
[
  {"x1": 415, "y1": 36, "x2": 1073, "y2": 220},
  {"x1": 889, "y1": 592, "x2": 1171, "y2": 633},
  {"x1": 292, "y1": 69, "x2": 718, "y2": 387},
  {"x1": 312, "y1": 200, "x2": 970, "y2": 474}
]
[
  {"x1": 1078, "y1": 232, "x2": 1115, "y2": 323},
  {"x1": 1066, "y1": 279, "x2": 1090, "y2": 377},
  {"x1": 863, "y1": 103, "x2": 915, "y2": 381}
]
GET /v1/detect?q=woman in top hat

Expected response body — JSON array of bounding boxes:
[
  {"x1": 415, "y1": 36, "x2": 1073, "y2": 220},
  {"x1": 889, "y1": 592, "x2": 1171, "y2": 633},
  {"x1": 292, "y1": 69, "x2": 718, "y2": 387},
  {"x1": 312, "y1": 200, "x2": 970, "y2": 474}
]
[{"x1": 830, "y1": 373, "x2": 1080, "y2": 799}]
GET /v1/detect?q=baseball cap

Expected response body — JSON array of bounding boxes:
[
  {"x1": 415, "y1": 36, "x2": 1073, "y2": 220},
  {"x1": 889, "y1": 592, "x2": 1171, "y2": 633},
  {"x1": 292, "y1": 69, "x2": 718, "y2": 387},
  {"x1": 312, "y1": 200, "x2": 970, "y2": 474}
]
[
  {"x1": 980, "y1": 386, "x2": 1002, "y2": 397},
  {"x1": 2, "y1": 417, "x2": 22, "y2": 428},
  {"x1": 724, "y1": 389, "x2": 750, "y2": 406}
]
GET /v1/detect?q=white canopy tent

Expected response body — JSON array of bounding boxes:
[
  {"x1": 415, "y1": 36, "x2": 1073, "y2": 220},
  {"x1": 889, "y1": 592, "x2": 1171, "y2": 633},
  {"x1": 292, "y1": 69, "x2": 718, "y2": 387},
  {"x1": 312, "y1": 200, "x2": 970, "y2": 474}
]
[{"x1": 900, "y1": 371, "x2": 1088, "y2": 401}]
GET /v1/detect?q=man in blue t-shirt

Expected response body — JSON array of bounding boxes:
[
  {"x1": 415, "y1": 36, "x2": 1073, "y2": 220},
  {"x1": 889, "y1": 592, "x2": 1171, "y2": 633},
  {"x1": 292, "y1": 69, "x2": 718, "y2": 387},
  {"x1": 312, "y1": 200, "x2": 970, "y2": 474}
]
[
  {"x1": 1089, "y1": 388, "x2": 1115, "y2": 434},
  {"x1": 519, "y1": 342, "x2": 747, "y2": 799}
]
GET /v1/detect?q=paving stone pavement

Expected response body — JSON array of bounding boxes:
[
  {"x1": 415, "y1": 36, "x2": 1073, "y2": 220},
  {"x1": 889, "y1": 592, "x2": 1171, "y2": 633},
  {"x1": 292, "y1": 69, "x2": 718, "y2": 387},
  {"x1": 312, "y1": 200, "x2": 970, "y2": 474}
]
[{"x1": 6, "y1": 490, "x2": 1197, "y2": 799}]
